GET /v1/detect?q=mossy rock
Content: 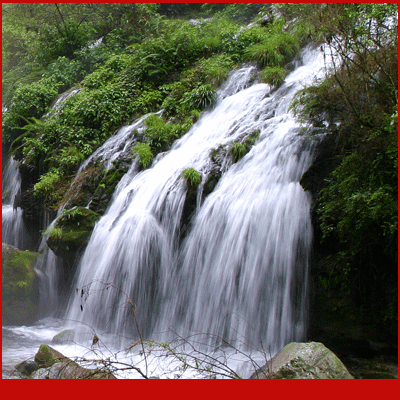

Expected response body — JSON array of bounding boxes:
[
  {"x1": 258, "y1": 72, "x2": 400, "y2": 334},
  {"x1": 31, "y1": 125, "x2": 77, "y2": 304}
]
[
  {"x1": 32, "y1": 344, "x2": 116, "y2": 379},
  {"x1": 35, "y1": 344, "x2": 66, "y2": 367},
  {"x1": 46, "y1": 207, "x2": 100, "y2": 273},
  {"x1": 250, "y1": 342, "x2": 354, "y2": 379},
  {"x1": 2, "y1": 243, "x2": 40, "y2": 325}
]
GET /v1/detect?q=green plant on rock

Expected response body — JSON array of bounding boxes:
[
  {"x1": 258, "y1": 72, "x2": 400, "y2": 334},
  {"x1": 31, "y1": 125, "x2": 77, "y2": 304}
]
[
  {"x1": 260, "y1": 66, "x2": 287, "y2": 86},
  {"x1": 33, "y1": 169, "x2": 62, "y2": 199},
  {"x1": 198, "y1": 54, "x2": 236, "y2": 86},
  {"x1": 44, "y1": 227, "x2": 63, "y2": 240},
  {"x1": 144, "y1": 115, "x2": 193, "y2": 151},
  {"x1": 243, "y1": 22, "x2": 300, "y2": 68},
  {"x1": 182, "y1": 167, "x2": 202, "y2": 187},
  {"x1": 59, "y1": 146, "x2": 85, "y2": 171},
  {"x1": 181, "y1": 84, "x2": 217, "y2": 111},
  {"x1": 132, "y1": 143, "x2": 154, "y2": 169},
  {"x1": 229, "y1": 142, "x2": 247, "y2": 163}
]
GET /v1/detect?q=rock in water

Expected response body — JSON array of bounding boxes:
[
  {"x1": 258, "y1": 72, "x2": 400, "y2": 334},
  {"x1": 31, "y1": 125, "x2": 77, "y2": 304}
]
[
  {"x1": 250, "y1": 342, "x2": 354, "y2": 379},
  {"x1": 31, "y1": 344, "x2": 116, "y2": 379}
]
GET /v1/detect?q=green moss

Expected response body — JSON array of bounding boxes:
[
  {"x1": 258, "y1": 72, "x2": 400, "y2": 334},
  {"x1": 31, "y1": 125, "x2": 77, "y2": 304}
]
[
  {"x1": 229, "y1": 142, "x2": 247, "y2": 163},
  {"x1": 259, "y1": 66, "x2": 287, "y2": 86},
  {"x1": 46, "y1": 207, "x2": 100, "y2": 266},
  {"x1": 132, "y1": 142, "x2": 154, "y2": 169},
  {"x1": 2, "y1": 244, "x2": 40, "y2": 325},
  {"x1": 35, "y1": 344, "x2": 61, "y2": 367},
  {"x1": 182, "y1": 167, "x2": 202, "y2": 187}
]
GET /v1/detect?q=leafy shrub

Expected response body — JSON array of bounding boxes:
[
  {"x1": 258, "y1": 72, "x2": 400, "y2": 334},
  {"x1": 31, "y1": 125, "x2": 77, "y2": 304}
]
[
  {"x1": 181, "y1": 84, "x2": 217, "y2": 110},
  {"x1": 34, "y1": 20, "x2": 96, "y2": 65},
  {"x1": 63, "y1": 82, "x2": 133, "y2": 137},
  {"x1": 82, "y1": 66, "x2": 115, "y2": 89},
  {"x1": 198, "y1": 54, "x2": 236, "y2": 86},
  {"x1": 33, "y1": 169, "x2": 62, "y2": 198},
  {"x1": 2, "y1": 80, "x2": 58, "y2": 145},
  {"x1": 132, "y1": 143, "x2": 154, "y2": 169},
  {"x1": 59, "y1": 146, "x2": 85, "y2": 171},
  {"x1": 243, "y1": 24, "x2": 300, "y2": 68},
  {"x1": 43, "y1": 57, "x2": 85, "y2": 92},
  {"x1": 182, "y1": 168, "x2": 202, "y2": 187},
  {"x1": 132, "y1": 90, "x2": 164, "y2": 114},
  {"x1": 144, "y1": 115, "x2": 193, "y2": 151}
]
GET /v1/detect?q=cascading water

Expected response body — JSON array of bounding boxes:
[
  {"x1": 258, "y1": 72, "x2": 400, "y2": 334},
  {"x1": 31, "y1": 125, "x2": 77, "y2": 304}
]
[
  {"x1": 2, "y1": 157, "x2": 29, "y2": 249},
  {"x1": 65, "y1": 44, "x2": 329, "y2": 358}
]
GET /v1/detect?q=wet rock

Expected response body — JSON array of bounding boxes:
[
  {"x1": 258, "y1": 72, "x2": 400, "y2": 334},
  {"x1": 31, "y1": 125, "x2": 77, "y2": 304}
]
[
  {"x1": 15, "y1": 360, "x2": 39, "y2": 376},
  {"x1": 250, "y1": 341, "x2": 354, "y2": 379},
  {"x1": 2, "y1": 243, "x2": 40, "y2": 325},
  {"x1": 46, "y1": 207, "x2": 100, "y2": 275},
  {"x1": 51, "y1": 329, "x2": 76, "y2": 344},
  {"x1": 31, "y1": 344, "x2": 116, "y2": 379}
]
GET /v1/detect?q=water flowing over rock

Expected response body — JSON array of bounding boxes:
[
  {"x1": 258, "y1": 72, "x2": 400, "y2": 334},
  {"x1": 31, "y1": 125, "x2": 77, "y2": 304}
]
[
  {"x1": 65, "y1": 44, "x2": 331, "y2": 354},
  {"x1": 2, "y1": 157, "x2": 29, "y2": 249}
]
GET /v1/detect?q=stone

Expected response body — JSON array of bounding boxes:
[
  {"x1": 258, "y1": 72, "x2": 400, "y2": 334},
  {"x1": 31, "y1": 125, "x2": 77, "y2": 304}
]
[
  {"x1": 2, "y1": 243, "x2": 40, "y2": 325},
  {"x1": 15, "y1": 360, "x2": 39, "y2": 376},
  {"x1": 51, "y1": 329, "x2": 76, "y2": 344},
  {"x1": 31, "y1": 344, "x2": 116, "y2": 379},
  {"x1": 46, "y1": 207, "x2": 100, "y2": 276},
  {"x1": 34, "y1": 344, "x2": 67, "y2": 367},
  {"x1": 250, "y1": 341, "x2": 354, "y2": 379}
]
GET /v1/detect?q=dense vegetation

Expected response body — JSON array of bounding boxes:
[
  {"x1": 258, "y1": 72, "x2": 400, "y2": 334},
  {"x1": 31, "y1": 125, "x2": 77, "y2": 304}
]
[{"x1": 2, "y1": 3, "x2": 397, "y2": 340}]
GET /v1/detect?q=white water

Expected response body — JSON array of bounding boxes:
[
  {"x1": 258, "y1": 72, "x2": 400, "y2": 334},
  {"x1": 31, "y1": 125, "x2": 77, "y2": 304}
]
[
  {"x1": 66, "y1": 45, "x2": 328, "y2": 353},
  {"x1": 3, "y1": 44, "x2": 332, "y2": 378},
  {"x1": 2, "y1": 157, "x2": 29, "y2": 249}
]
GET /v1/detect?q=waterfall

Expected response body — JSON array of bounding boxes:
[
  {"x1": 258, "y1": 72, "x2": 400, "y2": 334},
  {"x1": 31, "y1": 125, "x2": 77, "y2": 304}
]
[
  {"x1": 2, "y1": 157, "x2": 29, "y2": 249},
  {"x1": 65, "y1": 44, "x2": 330, "y2": 352}
]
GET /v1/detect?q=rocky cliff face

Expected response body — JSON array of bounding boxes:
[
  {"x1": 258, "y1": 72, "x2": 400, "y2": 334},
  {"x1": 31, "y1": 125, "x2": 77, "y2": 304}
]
[{"x1": 2, "y1": 243, "x2": 40, "y2": 325}]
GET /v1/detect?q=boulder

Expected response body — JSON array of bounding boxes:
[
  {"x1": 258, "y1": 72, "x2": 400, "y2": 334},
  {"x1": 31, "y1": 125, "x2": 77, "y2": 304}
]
[
  {"x1": 2, "y1": 243, "x2": 40, "y2": 325},
  {"x1": 15, "y1": 360, "x2": 39, "y2": 376},
  {"x1": 250, "y1": 341, "x2": 354, "y2": 379},
  {"x1": 51, "y1": 329, "x2": 76, "y2": 344},
  {"x1": 31, "y1": 344, "x2": 116, "y2": 379},
  {"x1": 46, "y1": 207, "x2": 100, "y2": 275}
]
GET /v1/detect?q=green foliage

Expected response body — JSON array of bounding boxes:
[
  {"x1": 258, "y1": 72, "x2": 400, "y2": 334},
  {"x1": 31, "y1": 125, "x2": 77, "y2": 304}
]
[
  {"x1": 197, "y1": 54, "x2": 236, "y2": 87},
  {"x1": 182, "y1": 168, "x2": 202, "y2": 187},
  {"x1": 259, "y1": 66, "x2": 287, "y2": 86},
  {"x1": 288, "y1": 2, "x2": 398, "y2": 336},
  {"x1": 229, "y1": 142, "x2": 247, "y2": 163},
  {"x1": 58, "y1": 207, "x2": 100, "y2": 228},
  {"x1": 43, "y1": 57, "x2": 85, "y2": 92},
  {"x1": 33, "y1": 169, "x2": 62, "y2": 199},
  {"x1": 45, "y1": 227, "x2": 63, "y2": 240},
  {"x1": 144, "y1": 115, "x2": 193, "y2": 151},
  {"x1": 181, "y1": 84, "x2": 217, "y2": 111},
  {"x1": 210, "y1": 3, "x2": 266, "y2": 24},
  {"x1": 34, "y1": 20, "x2": 96, "y2": 65},
  {"x1": 59, "y1": 146, "x2": 85, "y2": 171},
  {"x1": 2, "y1": 80, "x2": 58, "y2": 145},
  {"x1": 132, "y1": 90, "x2": 164, "y2": 115},
  {"x1": 243, "y1": 25, "x2": 300, "y2": 68},
  {"x1": 132, "y1": 143, "x2": 154, "y2": 169}
]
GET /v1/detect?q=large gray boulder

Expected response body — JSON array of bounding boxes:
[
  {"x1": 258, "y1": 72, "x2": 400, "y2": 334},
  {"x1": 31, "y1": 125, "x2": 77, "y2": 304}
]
[{"x1": 250, "y1": 341, "x2": 354, "y2": 379}]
